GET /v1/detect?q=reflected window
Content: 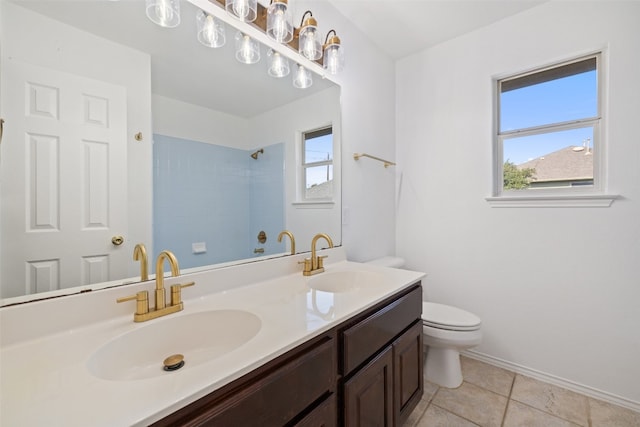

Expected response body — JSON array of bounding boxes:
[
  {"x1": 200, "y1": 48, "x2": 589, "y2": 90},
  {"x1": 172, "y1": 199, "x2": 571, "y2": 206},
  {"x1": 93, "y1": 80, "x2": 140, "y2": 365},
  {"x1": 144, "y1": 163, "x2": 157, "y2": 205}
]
[
  {"x1": 302, "y1": 126, "x2": 333, "y2": 200},
  {"x1": 496, "y1": 54, "x2": 601, "y2": 193}
]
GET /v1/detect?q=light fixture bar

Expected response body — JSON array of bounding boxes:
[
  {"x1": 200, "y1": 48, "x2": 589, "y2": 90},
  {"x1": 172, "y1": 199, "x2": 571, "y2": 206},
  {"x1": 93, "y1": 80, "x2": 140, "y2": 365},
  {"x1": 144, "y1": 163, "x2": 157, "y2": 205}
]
[{"x1": 187, "y1": 0, "x2": 337, "y2": 83}]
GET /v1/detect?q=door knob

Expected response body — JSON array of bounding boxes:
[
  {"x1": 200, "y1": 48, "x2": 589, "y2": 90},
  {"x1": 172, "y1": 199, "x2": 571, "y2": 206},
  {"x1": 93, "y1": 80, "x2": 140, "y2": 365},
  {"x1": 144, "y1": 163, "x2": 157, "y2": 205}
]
[{"x1": 112, "y1": 235, "x2": 124, "y2": 246}]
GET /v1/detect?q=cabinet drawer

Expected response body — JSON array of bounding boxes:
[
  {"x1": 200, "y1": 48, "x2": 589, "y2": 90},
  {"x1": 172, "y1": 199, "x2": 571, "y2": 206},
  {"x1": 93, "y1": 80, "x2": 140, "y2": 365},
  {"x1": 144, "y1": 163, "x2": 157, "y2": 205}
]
[
  {"x1": 342, "y1": 285, "x2": 422, "y2": 375},
  {"x1": 293, "y1": 393, "x2": 336, "y2": 427},
  {"x1": 209, "y1": 337, "x2": 335, "y2": 426},
  {"x1": 155, "y1": 335, "x2": 335, "y2": 427}
]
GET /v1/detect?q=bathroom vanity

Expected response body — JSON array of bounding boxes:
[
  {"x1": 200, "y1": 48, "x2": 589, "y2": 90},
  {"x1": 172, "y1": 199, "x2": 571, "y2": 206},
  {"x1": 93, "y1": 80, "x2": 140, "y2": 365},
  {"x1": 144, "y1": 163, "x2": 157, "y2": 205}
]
[
  {"x1": 0, "y1": 248, "x2": 425, "y2": 426},
  {"x1": 154, "y1": 282, "x2": 423, "y2": 426}
]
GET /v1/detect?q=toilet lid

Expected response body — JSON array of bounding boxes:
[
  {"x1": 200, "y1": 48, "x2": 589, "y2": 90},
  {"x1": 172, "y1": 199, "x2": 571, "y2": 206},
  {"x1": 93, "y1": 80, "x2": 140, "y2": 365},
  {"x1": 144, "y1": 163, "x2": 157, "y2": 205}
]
[{"x1": 422, "y1": 302, "x2": 481, "y2": 331}]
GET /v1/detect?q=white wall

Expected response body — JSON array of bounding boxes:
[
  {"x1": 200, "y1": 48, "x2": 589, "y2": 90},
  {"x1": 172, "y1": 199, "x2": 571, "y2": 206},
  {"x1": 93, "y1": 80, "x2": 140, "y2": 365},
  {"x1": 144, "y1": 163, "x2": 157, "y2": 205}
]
[
  {"x1": 152, "y1": 94, "x2": 250, "y2": 148},
  {"x1": 249, "y1": 86, "x2": 342, "y2": 252},
  {"x1": 295, "y1": 1, "x2": 398, "y2": 262},
  {"x1": 396, "y1": 1, "x2": 640, "y2": 407}
]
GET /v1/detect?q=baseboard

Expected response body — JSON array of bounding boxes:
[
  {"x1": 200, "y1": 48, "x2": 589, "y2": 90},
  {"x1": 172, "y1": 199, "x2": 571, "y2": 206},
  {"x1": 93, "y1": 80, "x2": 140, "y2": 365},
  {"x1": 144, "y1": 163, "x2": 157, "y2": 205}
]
[{"x1": 462, "y1": 350, "x2": 640, "y2": 413}]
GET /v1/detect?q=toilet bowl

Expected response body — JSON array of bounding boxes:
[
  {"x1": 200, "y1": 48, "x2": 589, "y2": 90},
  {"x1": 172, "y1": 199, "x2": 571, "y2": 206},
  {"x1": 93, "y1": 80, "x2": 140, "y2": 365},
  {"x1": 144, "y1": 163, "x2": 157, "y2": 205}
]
[{"x1": 422, "y1": 302, "x2": 482, "y2": 388}]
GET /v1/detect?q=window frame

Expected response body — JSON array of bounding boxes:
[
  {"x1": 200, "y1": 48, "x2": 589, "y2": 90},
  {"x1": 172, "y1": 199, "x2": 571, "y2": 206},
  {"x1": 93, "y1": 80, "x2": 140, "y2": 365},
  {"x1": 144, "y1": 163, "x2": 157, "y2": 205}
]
[
  {"x1": 488, "y1": 52, "x2": 617, "y2": 207},
  {"x1": 300, "y1": 125, "x2": 334, "y2": 202}
]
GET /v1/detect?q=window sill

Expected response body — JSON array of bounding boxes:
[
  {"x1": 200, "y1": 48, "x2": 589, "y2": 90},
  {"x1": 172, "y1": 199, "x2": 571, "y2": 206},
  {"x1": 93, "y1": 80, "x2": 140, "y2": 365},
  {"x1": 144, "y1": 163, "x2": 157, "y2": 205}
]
[
  {"x1": 485, "y1": 194, "x2": 619, "y2": 208},
  {"x1": 292, "y1": 201, "x2": 335, "y2": 209}
]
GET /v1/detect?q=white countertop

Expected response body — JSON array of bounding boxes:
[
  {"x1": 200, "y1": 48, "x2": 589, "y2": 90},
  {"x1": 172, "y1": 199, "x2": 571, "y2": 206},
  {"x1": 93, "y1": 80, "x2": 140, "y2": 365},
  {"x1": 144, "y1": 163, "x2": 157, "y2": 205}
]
[{"x1": 0, "y1": 248, "x2": 425, "y2": 426}]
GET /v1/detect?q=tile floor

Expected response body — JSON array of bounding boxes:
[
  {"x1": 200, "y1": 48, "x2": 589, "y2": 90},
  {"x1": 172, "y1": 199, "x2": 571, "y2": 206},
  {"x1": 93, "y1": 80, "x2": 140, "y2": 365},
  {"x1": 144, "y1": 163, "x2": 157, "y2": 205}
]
[{"x1": 404, "y1": 356, "x2": 640, "y2": 427}]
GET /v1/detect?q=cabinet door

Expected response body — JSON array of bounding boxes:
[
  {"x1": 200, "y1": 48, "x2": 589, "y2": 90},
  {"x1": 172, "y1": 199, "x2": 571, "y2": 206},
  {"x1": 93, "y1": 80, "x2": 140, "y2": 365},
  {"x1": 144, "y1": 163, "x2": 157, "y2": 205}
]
[
  {"x1": 343, "y1": 346, "x2": 394, "y2": 427},
  {"x1": 393, "y1": 321, "x2": 424, "y2": 426}
]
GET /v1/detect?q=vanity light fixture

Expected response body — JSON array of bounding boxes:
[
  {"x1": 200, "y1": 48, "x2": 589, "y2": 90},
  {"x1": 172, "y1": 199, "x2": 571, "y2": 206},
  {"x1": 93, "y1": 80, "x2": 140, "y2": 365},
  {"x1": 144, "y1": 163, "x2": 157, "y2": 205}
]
[
  {"x1": 267, "y1": 49, "x2": 290, "y2": 77},
  {"x1": 146, "y1": 0, "x2": 180, "y2": 28},
  {"x1": 197, "y1": 10, "x2": 226, "y2": 48},
  {"x1": 144, "y1": 2, "x2": 344, "y2": 89},
  {"x1": 322, "y1": 30, "x2": 344, "y2": 75},
  {"x1": 235, "y1": 31, "x2": 260, "y2": 64},
  {"x1": 226, "y1": 0, "x2": 257, "y2": 23},
  {"x1": 297, "y1": 11, "x2": 322, "y2": 61},
  {"x1": 292, "y1": 64, "x2": 312, "y2": 89},
  {"x1": 266, "y1": 0, "x2": 293, "y2": 43}
]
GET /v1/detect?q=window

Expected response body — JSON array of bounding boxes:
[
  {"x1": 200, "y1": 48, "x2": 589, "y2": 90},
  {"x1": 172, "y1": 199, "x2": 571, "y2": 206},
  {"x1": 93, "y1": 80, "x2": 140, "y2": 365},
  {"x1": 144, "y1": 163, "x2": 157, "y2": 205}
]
[
  {"x1": 493, "y1": 54, "x2": 611, "y2": 205},
  {"x1": 302, "y1": 126, "x2": 333, "y2": 200}
]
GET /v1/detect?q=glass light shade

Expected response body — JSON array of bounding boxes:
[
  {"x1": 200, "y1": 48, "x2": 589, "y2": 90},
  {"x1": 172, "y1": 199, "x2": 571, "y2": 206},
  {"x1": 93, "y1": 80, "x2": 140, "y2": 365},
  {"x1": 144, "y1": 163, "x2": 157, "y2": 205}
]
[
  {"x1": 323, "y1": 42, "x2": 344, "y2": 74},
  {"x1": 293, "y1": 64, "x2": 312, "y2": 89},
  {"x1": 267, "y1": 50, "x2": 290, "y2": 78},
  {"x1": 225, "y1": 0, "x2": 257, "y2": 22},
  {"x1": 266, "y1": 1, "x2": 293, "y2": 43},
  {"x1": 146, "y1": 0, "x2": 180, "y2": 28},
  {"x1": 197, "y1": 11, "x2": 225, "y2": 48},
  {"x1": 298, "y1": 26, "x2": 322, "y2": 61},
  {"x1": 235, "y1": 32, "x2": 260, "y2": 64}
]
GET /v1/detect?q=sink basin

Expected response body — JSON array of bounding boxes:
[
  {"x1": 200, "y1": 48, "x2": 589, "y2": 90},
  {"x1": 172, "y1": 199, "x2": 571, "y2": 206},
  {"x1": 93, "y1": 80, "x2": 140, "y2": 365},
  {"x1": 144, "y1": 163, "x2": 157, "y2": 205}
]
[
  {"x1": 87, "y1": 310, "x2": 261, "y2": 381},
  {"x1": 307, "y1": 270, "x2": 385, "y2": 293}
]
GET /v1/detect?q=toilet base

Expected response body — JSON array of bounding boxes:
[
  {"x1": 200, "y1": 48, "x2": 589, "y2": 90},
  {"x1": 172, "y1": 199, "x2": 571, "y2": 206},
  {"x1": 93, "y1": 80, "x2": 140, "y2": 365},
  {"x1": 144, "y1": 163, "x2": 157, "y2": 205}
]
[{"x1": 425, "y1": 347, "x2": 463, "y2": 388}]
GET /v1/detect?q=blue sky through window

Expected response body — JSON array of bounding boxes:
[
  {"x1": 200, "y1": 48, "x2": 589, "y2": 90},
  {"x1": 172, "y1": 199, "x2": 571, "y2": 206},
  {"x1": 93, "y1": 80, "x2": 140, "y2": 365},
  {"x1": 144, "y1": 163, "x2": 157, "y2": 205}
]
[
  {"x1": 504, "y1": 127, "x2": 594, "y2": 165},
  {"x1": 305, "y1": 133, "x2": 333, "y2": 188},
  {"x1": 501, "y1": 70, "x2": 597, "y2": 165}
]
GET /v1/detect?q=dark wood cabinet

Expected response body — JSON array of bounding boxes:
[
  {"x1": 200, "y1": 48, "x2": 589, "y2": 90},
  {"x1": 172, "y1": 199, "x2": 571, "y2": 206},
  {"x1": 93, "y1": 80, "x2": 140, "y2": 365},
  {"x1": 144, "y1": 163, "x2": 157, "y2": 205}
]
[
  {"x1": 294, "y1": 393, "x2": 337, "y2": 427},
  {"x1": 154, "y1": 282, "x2": 422, "y2": 427},
  {"x1": 340, "y1": 286, "x2": 422, "y2": 376},
  {"x1": 393, "y1": 321, "x2": 423, "y2": 426},
  {"x1": 344, "y1": 346, "x2": 394, "y2": 426},
  {"x1": 340, "y1": 285, "x2": 423, "y2": 426},
  {"x1": 152, "y1": 332, "x2": 336, "y2": 427}
]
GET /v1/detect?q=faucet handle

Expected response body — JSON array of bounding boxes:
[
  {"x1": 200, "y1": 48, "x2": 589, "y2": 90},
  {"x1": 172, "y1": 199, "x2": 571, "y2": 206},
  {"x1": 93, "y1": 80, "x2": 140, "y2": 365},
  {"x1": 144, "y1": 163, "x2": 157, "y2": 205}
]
[
  {"x1": 170, "y1": 281, "x2": 195, "y2": 306},
  {"x1": 117, "y1": 290, "x2": 149, "y2": 315},
  {"x1": 298, "y1": 258, "x2": 312, "y2": 270},
  {"x1": 317, "y1": 255, "x2": 329, "y2": 269}
]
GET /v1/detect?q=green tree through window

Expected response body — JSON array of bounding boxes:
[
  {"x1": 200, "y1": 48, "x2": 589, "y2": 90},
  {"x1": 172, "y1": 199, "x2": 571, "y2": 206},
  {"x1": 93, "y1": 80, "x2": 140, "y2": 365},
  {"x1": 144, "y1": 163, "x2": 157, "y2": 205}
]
[{"x1": 503, "y1": 161, "x2": 536, "y2": 190}]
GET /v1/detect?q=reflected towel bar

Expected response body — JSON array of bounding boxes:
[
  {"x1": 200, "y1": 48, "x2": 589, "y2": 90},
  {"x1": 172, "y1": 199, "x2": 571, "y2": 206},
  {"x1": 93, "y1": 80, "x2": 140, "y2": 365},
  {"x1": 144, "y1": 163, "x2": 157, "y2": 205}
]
[{"x1": 353, "y1": 153, "x2": 396, "y2": 168}]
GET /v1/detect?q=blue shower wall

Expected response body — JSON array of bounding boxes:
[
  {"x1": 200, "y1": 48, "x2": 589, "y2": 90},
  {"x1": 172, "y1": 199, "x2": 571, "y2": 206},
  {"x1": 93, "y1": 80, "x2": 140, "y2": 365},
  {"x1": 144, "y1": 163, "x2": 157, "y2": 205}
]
[
  {"x1": 249, "y1": 142, "x2": 285, "y2": 256},
  {"x1": 153, "y1": 134, "x2": 284, "y2": 269}
]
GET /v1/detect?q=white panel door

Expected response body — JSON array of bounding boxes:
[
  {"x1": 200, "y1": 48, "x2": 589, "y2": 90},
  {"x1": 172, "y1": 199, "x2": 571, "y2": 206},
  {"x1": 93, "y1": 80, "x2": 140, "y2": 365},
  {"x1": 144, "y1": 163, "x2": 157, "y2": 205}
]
[{"x1": 0, "y1": 59, "x2": 128, "y2": 298}]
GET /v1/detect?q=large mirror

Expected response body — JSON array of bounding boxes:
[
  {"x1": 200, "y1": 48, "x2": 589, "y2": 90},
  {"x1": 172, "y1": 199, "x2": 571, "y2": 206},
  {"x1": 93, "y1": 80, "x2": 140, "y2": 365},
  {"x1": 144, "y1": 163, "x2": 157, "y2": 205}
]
[{"x1": 0, "y1": 0, "x2": 341, "y2": 303}]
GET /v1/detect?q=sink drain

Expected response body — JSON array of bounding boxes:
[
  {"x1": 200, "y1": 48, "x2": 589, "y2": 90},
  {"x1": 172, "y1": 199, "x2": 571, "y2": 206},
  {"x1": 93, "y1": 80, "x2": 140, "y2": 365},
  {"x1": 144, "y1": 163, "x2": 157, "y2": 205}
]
[{"x1": 163, "y1": 354, "x2": 185, "y2": 372}]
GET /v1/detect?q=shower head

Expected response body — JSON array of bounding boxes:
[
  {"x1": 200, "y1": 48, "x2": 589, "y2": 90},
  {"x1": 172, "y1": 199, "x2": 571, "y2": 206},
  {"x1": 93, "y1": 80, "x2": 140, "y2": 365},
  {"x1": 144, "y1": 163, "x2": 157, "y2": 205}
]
[{"x1": 250, "y1": 148, "x2": 264, "y2": 159}]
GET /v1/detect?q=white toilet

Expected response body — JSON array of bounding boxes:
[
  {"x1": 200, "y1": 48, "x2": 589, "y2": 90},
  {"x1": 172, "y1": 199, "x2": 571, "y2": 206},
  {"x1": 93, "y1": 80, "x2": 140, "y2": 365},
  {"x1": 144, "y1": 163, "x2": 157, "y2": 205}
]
[
  {"x1": 422, "y1": 302, "x2": 482, "y2": 388},
  {"x1": 365, "y1": 256, "x2": 482, "y2": 388}
]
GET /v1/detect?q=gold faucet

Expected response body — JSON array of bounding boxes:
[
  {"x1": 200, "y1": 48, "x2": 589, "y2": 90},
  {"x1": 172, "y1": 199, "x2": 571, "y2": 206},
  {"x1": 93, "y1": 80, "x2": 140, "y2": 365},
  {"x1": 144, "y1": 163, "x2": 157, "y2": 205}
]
[
  {"x1": 300, "y1": 233, "x2": 334, "y2": 276},
  {"x1": 117, "y1": 250, "x2": 195, "y2": 322},
  {"x1": 155, "y1": 250, "x2": 179, "y2": 310},
  {"x1": 277, "y1": 230, "x2": 296, "y2": 255},
  {"x1": 133, "y1": 243, "x2": 149, "y2": 281}
]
